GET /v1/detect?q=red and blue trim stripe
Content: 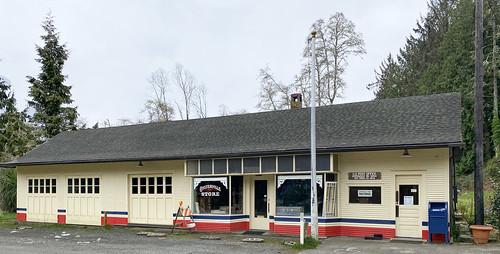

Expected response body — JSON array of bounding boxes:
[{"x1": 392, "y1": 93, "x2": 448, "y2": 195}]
[{"x1": 101, "y1": 211, "x2": 128, "y2": 225}]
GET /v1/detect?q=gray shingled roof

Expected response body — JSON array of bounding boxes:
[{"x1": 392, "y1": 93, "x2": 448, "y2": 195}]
[{"x1": 4, "y1": 93, "x2": 462, "y2": 166}]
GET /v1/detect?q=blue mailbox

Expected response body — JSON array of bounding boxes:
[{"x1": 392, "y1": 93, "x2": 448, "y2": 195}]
[{"x1": 428, "y1": 202, "x2": 449, "y2": 243}]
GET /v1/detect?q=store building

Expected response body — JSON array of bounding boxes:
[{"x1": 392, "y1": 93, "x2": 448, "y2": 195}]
[{"x1": 2, "y1": 93, "x2": 462, "y2": 240}]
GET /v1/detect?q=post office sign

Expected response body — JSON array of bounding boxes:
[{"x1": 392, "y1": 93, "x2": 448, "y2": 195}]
[{"x1": 348, "y1": 172, "x2": 381, "y2": 180}]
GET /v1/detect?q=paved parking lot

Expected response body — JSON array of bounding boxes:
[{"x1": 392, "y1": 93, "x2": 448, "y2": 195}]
[{"x1": 0, "y1": 224, "x2": 499, "y2": 254}]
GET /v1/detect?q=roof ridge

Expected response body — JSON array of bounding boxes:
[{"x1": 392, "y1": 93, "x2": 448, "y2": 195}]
[{"x1": 68, "y1": 92, "x2": 460, "y2": 134}]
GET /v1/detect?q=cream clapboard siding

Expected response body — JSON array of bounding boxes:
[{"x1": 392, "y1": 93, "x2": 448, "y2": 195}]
[
  {"x1": 337, "y1": 148, "x2": 449, "y2": 227},
  {"x1": 17, "y1": 160, "x2": 191, "y2": 225}
]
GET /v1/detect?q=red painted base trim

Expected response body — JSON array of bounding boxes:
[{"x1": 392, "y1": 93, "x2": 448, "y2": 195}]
[
  {"x1": 273, "y1": 224, "x2": 395, "y2": 238},
  {"x1": 194, "y1": 221, "x2": 249, "y2": 232},
  {"x1": 101, "y1": 217, "x2": 128, "y2": 226},
  {"x1": 422, "y1": 230, "x2": 447, "y2": 242},
  {"x1": 57, "y1": 215, "x2": 66, "y2": 224},
  {"x1": 16, "y1": 213, "x2": 27, "y2": 222}
]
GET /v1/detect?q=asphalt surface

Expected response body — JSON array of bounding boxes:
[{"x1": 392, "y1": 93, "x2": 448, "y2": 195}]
[{"x1": 0, "y1": 225, "x2": 499, "y2": 254}]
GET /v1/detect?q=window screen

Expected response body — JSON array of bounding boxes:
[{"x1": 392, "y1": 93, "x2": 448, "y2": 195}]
[
  {"x1": 228, "y1": 158, "x2": 242, "y2": 174},
  {"x1": 200, "y1": 160, "x2": 213, "y2": 174},
  {"x1": 295, "y1": 155, "x2": 311, "y2": 171},
  {"x1": 243, "y1": 158, "x2": 260, "y2": 173},
  {"x1": 261, "y1": 157, "x2": 276, "y2": 173},
  {"x1": 213, "y1": 159, "x2": 227, "y2": 174},
  {"x1": 317, "y1": 154, "x2": 330, "y2": 171},
  {"x1": 187, "y1": 160, "x2": 199, "y2": 175},
  {"x1": 278, "y1": 156, "x2": 293, "y2": 172}
]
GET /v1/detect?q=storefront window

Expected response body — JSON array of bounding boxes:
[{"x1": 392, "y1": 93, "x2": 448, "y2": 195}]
[
  {"x1": 194, "y1": 177, "x2": 229, "y2": 214},
  {"x1": 276, "y1": 175, "x2": 323, "y2": 216},
  {"x1": 230, "y1": 176, "x2": 243, "y2": 214}
]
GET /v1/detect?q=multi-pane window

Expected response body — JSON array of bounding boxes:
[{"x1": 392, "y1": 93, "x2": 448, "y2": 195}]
[
  {"x1": 186, "y1": 154, "x2": 333, "y2": 176},
  {"x1": 67, "y1": 177, "x2": 100, "y2": 194},
  {"x1": 28, "y1": 178, "x2": 57, "y2": 194},
  {"x1": 131, "y1": 176, "x2": 172, "y2": 195}
]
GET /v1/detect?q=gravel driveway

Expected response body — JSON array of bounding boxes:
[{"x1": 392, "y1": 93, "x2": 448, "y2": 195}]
[
  {"x1": 0, "y1": 225, "x2": 291, "y2": 254},
  {"x1": 1, "y1": 224, "x2": 499, "y2": 254}
]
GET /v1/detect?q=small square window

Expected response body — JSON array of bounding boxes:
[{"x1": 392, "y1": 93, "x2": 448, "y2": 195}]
[
  {"x1": 74, "y1": 179, "x2": 80, "y2": 194},
  {"x1": 228, "y1": 158, "x2": 242, "y2": 174},
  {"x1": 156, "y1": 177, "x2": 163, "y2": 194},
  {"x1": 40, "y1": 179, "x2": 45, "y2": 194},
  {"x1": 67, "y1": 178, "x2": 73, "y2": 194},
  {"x1": 199, "y1": 160, "x2": 213, "y2": 174},
  {"x1": 165, "y1": 185, "x2": 172, "y2": 194},
  {"x1": 94, "y1": 186, "x2": 100, "y2": 194},
  {"x1": 278, "y1": 156, "x2": 293, "y2": 172},
  {"x1": 28, "y1": 179, "x2": 33, "y2": 194},
  {"x1": 295, "y1": 155, "x2": 311, "y2": 171},
  {"x1": 213, "y1": 159, "x2": 227, "y2": 174},
  {"x1": 132, "y1": 177, "x2": 138, "y2": 185},
  {"x1": 186, "y1": 160, "x2": 199, "y2": 175},
  {"x1": 94, "y1": 178, "x2": 100, "y2": 186},
  {"x1": 165, "y1": 177, "x2": 172, "y2": 185},
  {"x1": 243, "y1": 157, "x2": 260, "y2": 173},
  {"x1": 148, "y1": 177, "x2": 155, "y2": 194},
  {"x1": 261, "y1": 157, "x2": 276, "y2": 173}
]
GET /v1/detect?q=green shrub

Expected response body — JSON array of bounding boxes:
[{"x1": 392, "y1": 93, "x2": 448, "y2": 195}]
[
  {"x1": 0, "y1": 169, "x2": 16, "y2": 212},
  {"x1": 456, "y1": 192, "x2": 475, "y2": 227},
  {"x1": 487, "y1": 159, "x2": 500, "y2": 230}
]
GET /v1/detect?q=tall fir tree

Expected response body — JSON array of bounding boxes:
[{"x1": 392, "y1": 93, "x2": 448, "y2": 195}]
[
  {"x1": 27, "y1": 14, "x2": 77, "y2": 139},
  {"x1": 0, "y1": 76, "x2": 37, "y2": 162},
  {"x1": 368, "y1": 0, "x2": 500, "y2": 175}
]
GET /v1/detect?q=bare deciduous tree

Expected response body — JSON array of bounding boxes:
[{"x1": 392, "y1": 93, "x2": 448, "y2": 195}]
[
  {"x1": 256, "y1": 67, "x2": 291, "y2": 111},
  {"x1": 193, "y1": 84, "x2": 208, "y2": 118},
  {"x1": 144, "y1": 69, "x2": 175, "y2": 122},
  {"x1": 218, "y1": 104, "x2": 247, "y2": 116},
  {"x1": 256, "y1": 12, "x2": 365, "y2": 111},
  {"x1": 303, "y1": 12, "x2": 366, "y2": 105},
  {"x1": 173, "y1": 64, "x2": 196, "y2": 120}
]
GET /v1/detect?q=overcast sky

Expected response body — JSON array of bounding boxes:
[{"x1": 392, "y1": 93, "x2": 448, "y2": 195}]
[{"x1": 0, "y1": 0, "x2": 429, "y2": 125}]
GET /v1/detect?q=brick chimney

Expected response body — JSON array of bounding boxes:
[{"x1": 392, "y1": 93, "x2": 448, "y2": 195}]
[{"x1": 290, "y1": 93, "x2": 303, "y2": 109}]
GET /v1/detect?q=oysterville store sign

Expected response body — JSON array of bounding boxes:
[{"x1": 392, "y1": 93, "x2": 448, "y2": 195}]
[
  {"x1": 199, "y1": 184, "x2": 222, "y2": 197},
  {"x1": 348, "y1": 172, "x2": 381, "y2": 180}
]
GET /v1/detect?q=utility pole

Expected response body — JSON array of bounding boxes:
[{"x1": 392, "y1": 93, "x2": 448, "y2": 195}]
[
  {"x1": 309, "y1": 30, "x2": 319, "y2": 240},
  {"x1": 474, "y1": 0, "x2": 485, "y2": 225},
  {"x1": 492, "y1": 2, "x2": 498, "y2": 119}
]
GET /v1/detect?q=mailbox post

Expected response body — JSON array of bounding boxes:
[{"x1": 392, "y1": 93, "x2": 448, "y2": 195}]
[{"x1": 428, "y1": 202, "x2": 449, "y2": 243}]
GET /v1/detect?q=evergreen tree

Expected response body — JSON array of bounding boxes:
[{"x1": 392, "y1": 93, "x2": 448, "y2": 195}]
[
  {"x1": 27, "y1": 14, "x2": 78, "y2": 139},
  {"x1": 0, "y1": 77, "x2": 37, "y2": 162},
  {"x1": 368, "y1": 0, "x2": 500, "y2": 175}
]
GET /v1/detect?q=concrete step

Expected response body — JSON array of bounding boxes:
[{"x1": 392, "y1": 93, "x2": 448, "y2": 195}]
[{"x1": 390, "y1": 237, "x2": 426, "y2": 244}]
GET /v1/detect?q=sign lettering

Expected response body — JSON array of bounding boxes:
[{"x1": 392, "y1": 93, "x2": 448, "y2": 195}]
[{"x1": 348, "y1": 172, "x2": 381, "y2": 180}]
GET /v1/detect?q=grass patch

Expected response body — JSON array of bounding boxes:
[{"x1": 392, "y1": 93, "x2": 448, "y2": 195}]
[
  {"x1": 291, "y1": 237, "x2": 320, "y2": 250},
  {"x1": 0, "y1": 212, "x2": 16, "y2": 226}
]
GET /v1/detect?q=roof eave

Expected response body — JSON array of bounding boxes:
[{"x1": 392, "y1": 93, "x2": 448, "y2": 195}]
[{"x1": 1, "y1": 140, "x2": 462, "y2": 168}]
